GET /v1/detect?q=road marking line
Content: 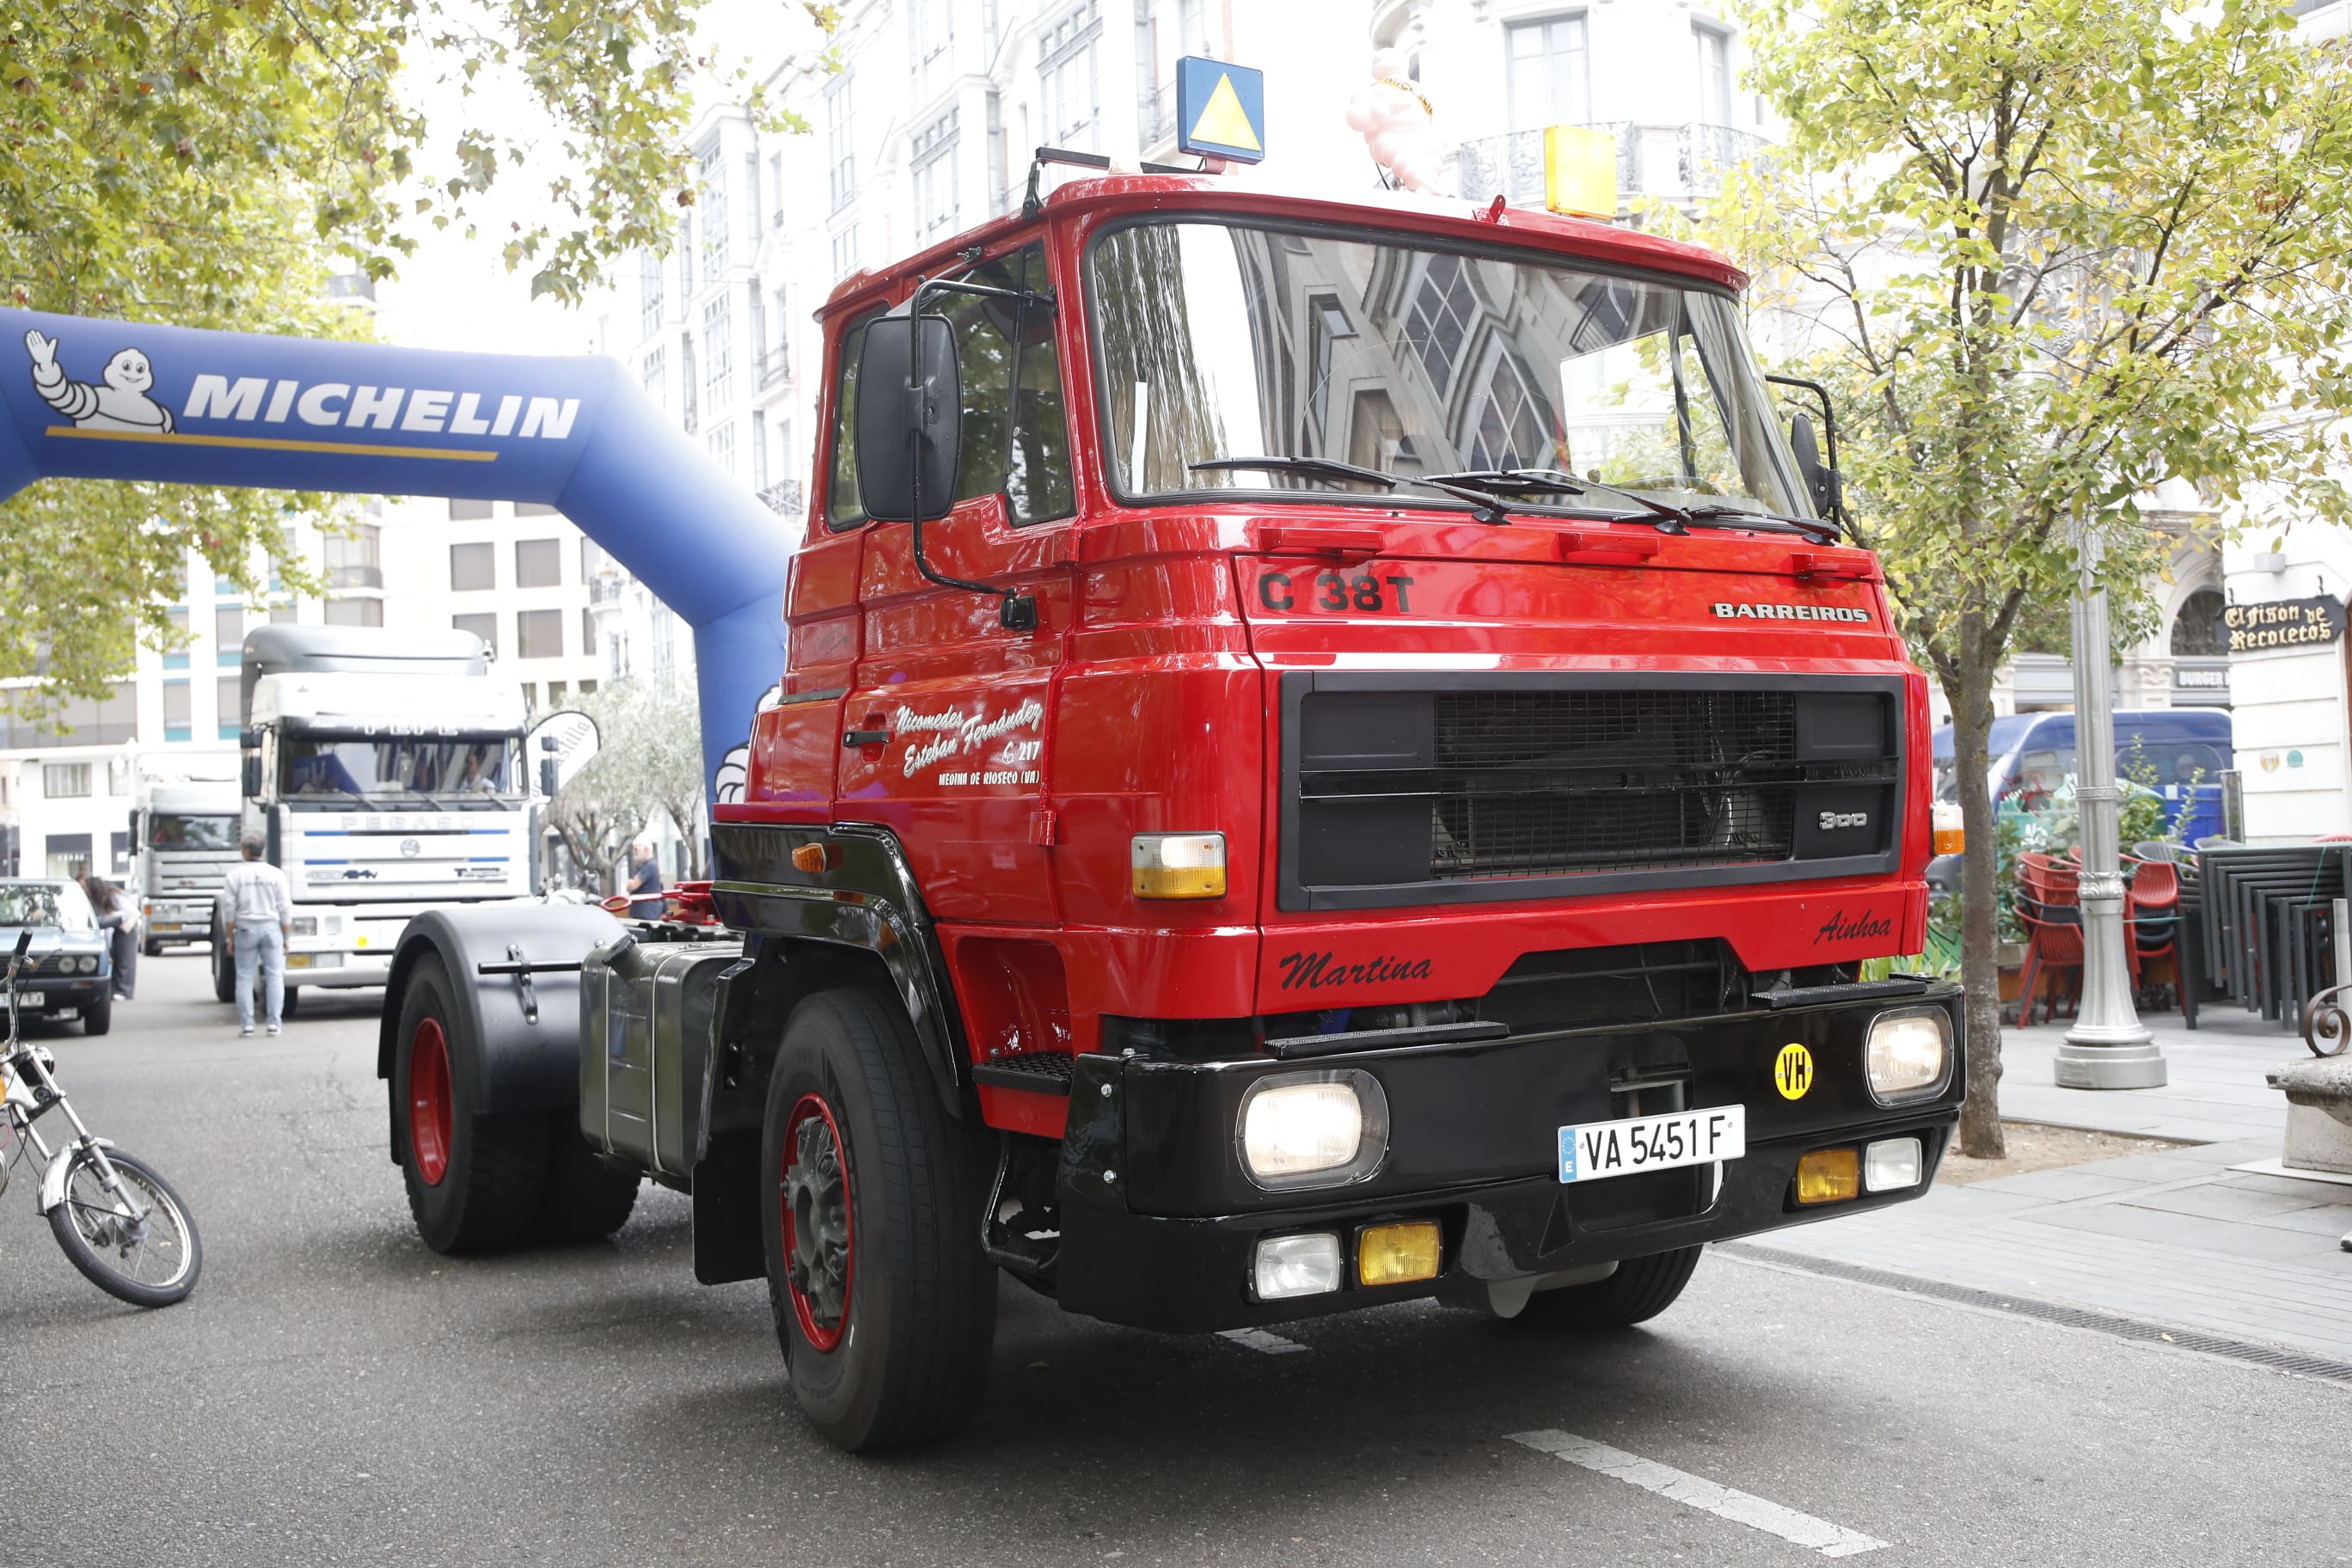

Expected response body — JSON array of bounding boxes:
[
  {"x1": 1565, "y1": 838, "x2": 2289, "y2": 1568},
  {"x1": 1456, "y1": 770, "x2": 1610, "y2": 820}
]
[
  {"x1": 1217, "y1": 1327, "x2": 1308, "y2": 1355},
  {"x1": 1507, "y1": 1430, "x2": 1886, "y2": 1558}
]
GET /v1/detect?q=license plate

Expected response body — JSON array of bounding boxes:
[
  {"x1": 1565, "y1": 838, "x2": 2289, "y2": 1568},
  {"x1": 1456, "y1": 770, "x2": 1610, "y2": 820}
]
[
  {"x1": 14, "y1": 991, "x2": 45, "y2": 1009},
  {"x1": 1559, "y1": 1105, "x2": 1745, "y2": 1184}
]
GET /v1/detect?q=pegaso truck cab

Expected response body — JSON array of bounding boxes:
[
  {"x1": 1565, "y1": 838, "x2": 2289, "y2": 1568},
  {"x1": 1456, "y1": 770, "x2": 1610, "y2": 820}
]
[{"x1": 218, "y1": 625, "x2": 539, "y2": 1001}]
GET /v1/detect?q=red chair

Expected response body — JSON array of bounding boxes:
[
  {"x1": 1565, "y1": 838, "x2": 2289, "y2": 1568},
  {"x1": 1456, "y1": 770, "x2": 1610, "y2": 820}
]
[
  {"x1": 2015, "y1": 853, "x2": 2085, "y2": 1024},
  {"x1": 2126, "y1": 859, "x2": 2179, "y2": 1000}
]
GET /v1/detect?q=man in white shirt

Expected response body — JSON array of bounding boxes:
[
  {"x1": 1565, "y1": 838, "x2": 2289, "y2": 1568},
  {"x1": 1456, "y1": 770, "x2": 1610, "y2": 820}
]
[{"x1": 217, "y1": 833, "x2": 293, "y2": 1037}]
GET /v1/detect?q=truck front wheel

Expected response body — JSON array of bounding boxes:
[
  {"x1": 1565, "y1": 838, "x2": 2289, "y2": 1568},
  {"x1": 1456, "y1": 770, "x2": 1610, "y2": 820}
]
[
  {"x1": 209, "y1": 916, "x2": 234, "y2": 1004},
  {"x1": 761, "y1": 988, "x2": 997, "y2": 1452},
  {"x1": 392, "y1": 954, "x2": 548, "y2": 1253},
  {"x1": 1510, "y1": 1246, "x2": 1702, "y2": 1330}
]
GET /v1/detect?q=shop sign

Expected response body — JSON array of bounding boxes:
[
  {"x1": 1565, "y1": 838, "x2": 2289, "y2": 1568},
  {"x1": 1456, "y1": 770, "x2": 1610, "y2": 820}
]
[{"x1": 2224, "y1": 597, "x2": 2346, "y2": 652}]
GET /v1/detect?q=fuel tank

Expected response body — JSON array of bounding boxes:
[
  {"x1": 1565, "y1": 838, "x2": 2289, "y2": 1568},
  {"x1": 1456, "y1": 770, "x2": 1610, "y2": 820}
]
[{"x1": 579, "y1": 932, "x2": 743, "y2": 1181}]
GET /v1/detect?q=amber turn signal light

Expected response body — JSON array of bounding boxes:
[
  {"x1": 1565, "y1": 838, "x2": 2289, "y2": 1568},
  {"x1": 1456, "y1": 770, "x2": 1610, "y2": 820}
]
[
  {"x1": 1795, "y1": 1147, "x2": 1861, "y2": 1205},
  {"x1": 1357, "y1": 1220, "x2": 1442, "y2": 1286},
  {"x1": 791, "y1": 842, "x2": 835, "y2": 874}
]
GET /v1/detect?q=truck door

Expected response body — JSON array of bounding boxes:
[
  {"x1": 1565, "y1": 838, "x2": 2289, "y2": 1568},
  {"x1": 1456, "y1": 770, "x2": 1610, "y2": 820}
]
[{"x1": 836, "y1": 242, "x2": 1077, "y2": 923}]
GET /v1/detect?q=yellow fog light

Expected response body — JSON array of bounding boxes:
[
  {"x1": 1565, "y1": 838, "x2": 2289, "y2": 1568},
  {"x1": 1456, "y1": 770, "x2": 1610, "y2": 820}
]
[
  {"x1": 1131, "y1": 832, "x2": 1226, "y2": 899},
  {"x1": 1795, "y1": 1148, "x2": 1861, "y2": 1205},
  {"x1": 1357, "y1": 1220, "x2": 1442, "y2": 1287}
]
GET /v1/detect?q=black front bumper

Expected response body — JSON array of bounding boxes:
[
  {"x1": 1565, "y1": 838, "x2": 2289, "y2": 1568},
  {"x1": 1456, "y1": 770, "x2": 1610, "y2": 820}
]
[{"x1": 1053, "y1": 985, "x2": 1963, "y2": 1333}]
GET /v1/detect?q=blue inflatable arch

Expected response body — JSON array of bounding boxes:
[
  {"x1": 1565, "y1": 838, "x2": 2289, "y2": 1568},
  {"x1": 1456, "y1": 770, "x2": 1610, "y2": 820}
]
[{"x1": 0, "y1": 307, "x2": 793, "y2": 795}]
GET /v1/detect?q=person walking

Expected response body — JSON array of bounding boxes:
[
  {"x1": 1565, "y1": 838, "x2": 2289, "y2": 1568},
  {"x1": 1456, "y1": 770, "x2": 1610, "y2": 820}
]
[
  {"x1": 216, "y1": 834, "x2": 292, "y2": 1037},
  {"x1": 625, "y1": 840, "x2": 665, "y2": 920},
  {"x1": 83, "y1": 874, "x2": 138, "y2": 1000}
]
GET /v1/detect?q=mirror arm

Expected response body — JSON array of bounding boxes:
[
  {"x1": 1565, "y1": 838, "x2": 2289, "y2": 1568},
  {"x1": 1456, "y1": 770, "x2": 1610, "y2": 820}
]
[
  {"x1": 1764, "y1": 372, "x2": 1849, "y2": 533},
  {"x1": 903, "y1": 276, "x2": 1049, "y2": 632}
]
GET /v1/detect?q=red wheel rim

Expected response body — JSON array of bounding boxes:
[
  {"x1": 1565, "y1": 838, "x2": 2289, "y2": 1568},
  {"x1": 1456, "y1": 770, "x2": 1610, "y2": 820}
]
[
  {"x1": 781, "y1": 1093, "x2": 854, "y2": 1352},
  {"x1": 408, "y1": 1017, "x2": 453, "y2": 1187}
]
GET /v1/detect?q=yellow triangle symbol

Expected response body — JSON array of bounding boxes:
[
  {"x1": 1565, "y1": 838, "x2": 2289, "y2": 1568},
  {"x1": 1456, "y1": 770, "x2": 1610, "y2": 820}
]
[{"x1": 1190, "y1": 72, "x2": 1261, "y2": 153}]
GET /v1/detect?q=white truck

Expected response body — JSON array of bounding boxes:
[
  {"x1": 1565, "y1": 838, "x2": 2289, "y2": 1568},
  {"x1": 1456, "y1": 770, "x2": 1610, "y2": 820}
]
[
  {"x1": 128, "y1": 761, "x2": 242, "y2": 956},
  {"x1": 213, "y1": 626, "x2": 548, "y2": 1006}
]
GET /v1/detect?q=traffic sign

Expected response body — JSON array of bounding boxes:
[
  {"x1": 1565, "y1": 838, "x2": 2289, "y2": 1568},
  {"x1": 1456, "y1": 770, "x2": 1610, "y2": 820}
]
[{"x1": 1176, "y1": 57, "x2": 1265, "y2": 163}]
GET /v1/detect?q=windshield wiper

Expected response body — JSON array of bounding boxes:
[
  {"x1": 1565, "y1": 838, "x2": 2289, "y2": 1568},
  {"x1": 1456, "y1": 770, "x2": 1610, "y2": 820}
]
[
  {"x1": 1420, "y1": 469, "x2": 1694, "y2": 533},
  {"x1": 1188, "y1": 456, "x2": 1518, "y2": 524},
  {"x1": 1679, "y1": 503, "x2": 1844, "y2": 545}
]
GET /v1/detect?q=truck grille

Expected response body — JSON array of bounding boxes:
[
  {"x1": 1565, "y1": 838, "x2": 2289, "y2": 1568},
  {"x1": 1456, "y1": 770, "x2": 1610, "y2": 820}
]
[{"x1": 1282, "y1": 674, "x2": 1904, "y2": 910}]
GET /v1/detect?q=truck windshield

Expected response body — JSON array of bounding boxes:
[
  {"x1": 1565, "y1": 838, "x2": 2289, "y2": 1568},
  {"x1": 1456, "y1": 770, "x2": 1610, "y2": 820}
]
[
  {"x1": 148, "y1": 814, "x2": 239, "y2": 850},
  {"x1": 281, "y1": 736, "x2": 521, "y2": 801},
  {"x1": 1090, "y1": 220, "x2": 1805, "y2": 518}
]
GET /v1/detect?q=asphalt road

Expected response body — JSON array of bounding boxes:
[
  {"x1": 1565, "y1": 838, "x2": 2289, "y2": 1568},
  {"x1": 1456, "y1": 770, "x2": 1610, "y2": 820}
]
[{"x1": 4, "y1": 953, "x2": 2347, "y2": 1567}]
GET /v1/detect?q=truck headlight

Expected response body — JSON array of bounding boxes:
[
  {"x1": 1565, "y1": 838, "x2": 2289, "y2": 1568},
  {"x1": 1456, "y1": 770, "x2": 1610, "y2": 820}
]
[
  {"x1": 291, "y1": 916, "x2": 316, "y2": 936},
  {"x1": 1237, "y1": 1069, "x2": 1388, "y2": 1189},
  {"x1": 1865, "y1": 1011, "x2": 1950, "y2": 1103},
  {"x1": 1131, "y1": 832, "x2": 1226, "y2": 899}
]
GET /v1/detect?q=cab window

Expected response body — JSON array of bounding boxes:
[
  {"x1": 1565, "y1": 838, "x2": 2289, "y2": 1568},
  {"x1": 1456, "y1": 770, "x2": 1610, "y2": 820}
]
[
  {"x1": 825, "y1": 312, "x2": 881, "y2": 530},
  {"x1": 933, "y1": 244, "x2": 1075, "y2": 524}
]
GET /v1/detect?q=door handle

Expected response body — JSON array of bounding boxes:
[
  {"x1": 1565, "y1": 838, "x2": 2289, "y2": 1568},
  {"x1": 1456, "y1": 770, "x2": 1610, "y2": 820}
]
[{"x1": 842, "y1": 730, "x2": 891, "y2": 748}]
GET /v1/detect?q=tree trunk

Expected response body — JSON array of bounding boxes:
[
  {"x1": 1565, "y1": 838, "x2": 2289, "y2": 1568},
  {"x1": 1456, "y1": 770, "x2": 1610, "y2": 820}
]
[{"x1": 1949, "y1": 648, "x2": 2007, "y2": 1160}]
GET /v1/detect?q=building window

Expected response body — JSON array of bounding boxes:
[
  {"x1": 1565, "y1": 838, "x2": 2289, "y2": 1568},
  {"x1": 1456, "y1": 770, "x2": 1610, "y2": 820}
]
[
  {"x1": 704, "y1": 293, "x2": 733, "y2": 413},
  {"x1": 515, "y1": 538, "x2": 561, "y2": 589},
  {"x1": 1694, "y1": 23, "x2": 1734, "y2": 129},
  {"x1": 517, "y1": 608, "x2": 563, "y2": 659},
  {"x1": 268, "y1": 603, "x2": 297, "y2": 625},
  {"x1": 45, "y1": 834, "x2": 92, "y2": 879},
  {"x1": 162, "y1": 604, "x2": 190, "y2": 669},
  {"x1": 453, "y1": 612, "x2": 498, "y2": 656},
  {"x1": 216, "y1": 675, "x2": 242, "y2": 738},
  {"x1": 581, "y1": 608, "x2": 598, "y2": 662},
  {"x1": 827, "y1": 75, "x2": 856, "y2": 211},
  {"x1": 448, "y1": 497, "x2": 494, "y2": 522},
  {"x1": 769, "y1": 152, "x2": 785, "y2": 227},
  {"x1": 1405, "y1": 252, "x2": 1480, "y2": 395},
  {"x1": 708, "y1": 420, "x2": 737, "y2": 475},
  {"x1": 1507, "y1": 13, "x2": 1591, "y2": 133},
  {"x1": 324, "y1": 524, "x2": 382, "y2": 589},
  {"x1": 831, "y1": 225, "x2": 859, "y2": 281},
  {"x1": 913, "y1": 109, "x2": 961, "y2": 238},
  {"x1": 1040, "y1": 1, "x2": 1104, "y2": 152},
  {"x1": 680, "y1": 328, "x2": 699, "y2": 433},
  {"x1": 752, "y1": 409, "x2": 769, "y2": 492},
  {"x1": 162, "y1": 681, "x2": 192, "y2": 741},
  {"x1": 640, "y1": 250, "x2": 664, "y2": 337},
  {"x1": 214, "y1": 604, "x2": 244, "y2": 663},
  {"x1": 324, "y1": 597, "x2": 383, "y2": 626},
  {"x1": 2171, "y1": 589, "x2": 2229, "y2": 657},
  {"x1": 912, "y1": 0, "x2": 953, "y2": 101},
  {"x1": 699, "y1": 143, "x2": 728, "y2": 279},
  {"x1": 42, "y1": 763, "x2": 91, "y2": 799},
  {"x1": 582, "y1": 538, "x2": 609, "y2": 579},
  {"x1": 450, "y1": 542, "x2": 495, "y2": 591},
  {"x1": 515, "y1": 501, "x2": 557, "y2": 517}
]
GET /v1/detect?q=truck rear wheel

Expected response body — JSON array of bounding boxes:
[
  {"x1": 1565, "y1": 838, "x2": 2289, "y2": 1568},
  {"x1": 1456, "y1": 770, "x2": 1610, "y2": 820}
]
[
  {"x1": 762, "y1": 988, "x2": 996, "y2": 1452},
  {"x1": 536, "y1": 1119, "x2": 640, "y2": 1242},
  {"x1": 393, "y1": 954, "x2": 548, "y2": 1253},
  {"x1": 209, "y1": 916, "x2": 234, "y2": 1004},
  {"x1": 1511, "y1": 1246, "x2": 1702, "y2": 1330}
]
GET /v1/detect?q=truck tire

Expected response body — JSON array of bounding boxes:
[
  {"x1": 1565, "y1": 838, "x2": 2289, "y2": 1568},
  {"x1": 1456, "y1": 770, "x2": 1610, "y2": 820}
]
[
  {"x1": 281, "y1": 985, "x2": 300, "y2": 1019},
  {"x1": 393, "y1": 954, "x2": 548, "y2": 1253},
  {"x1": 210, "y1": 916, "x2": 234, "y2": 1004},
  {"x1": 1512, "y1": 1246, "x2": 1702, "y2": 1330},
  {"x1": 81, "y1": 991, "x2": 113, "y2": 1036},
  {"x1": 536, "y1": 1118, "x2": 640, "y2": 1242},
  {"x1": 762, "y1": 987, "x2": 997, "y2": 1451},
  {"x1": 142, "y1": 934, "x2": 162, "y2": 959}
]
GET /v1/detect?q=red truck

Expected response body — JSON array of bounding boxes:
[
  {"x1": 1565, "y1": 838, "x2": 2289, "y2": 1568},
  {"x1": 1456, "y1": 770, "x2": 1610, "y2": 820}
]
[{"x1": 378, "y1": 161, "x2": 1962, "y2": 1452}]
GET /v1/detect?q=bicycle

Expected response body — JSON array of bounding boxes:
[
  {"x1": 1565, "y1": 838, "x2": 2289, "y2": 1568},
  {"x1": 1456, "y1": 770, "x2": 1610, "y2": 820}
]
[{"x1": 2, "y1": 930, "x2": 201, "y2": 1307}]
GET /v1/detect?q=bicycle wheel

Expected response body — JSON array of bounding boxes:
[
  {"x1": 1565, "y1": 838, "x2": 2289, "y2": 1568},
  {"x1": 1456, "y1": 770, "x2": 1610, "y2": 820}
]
[{"x1": 47, "y1": 1147, "x2": 202, "y2": 1308}]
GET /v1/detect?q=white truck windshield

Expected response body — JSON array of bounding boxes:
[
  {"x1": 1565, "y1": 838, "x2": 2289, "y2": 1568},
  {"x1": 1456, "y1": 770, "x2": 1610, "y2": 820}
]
[
  {"x1": 1090, "y1": 219, "x2": 1805, "y2": 517},
  {"x1": 148, "y1": 814, "x2": 240, "y2": 850},
  {"x1": 282, "y1": 736, "x2": 521, "y2": 800}
]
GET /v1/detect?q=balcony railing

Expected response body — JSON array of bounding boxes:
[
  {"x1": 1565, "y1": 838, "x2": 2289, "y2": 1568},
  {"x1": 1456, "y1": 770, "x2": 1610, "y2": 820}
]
[
  {"x1": 756, "y1": 347, "x2": 790, "y2": 389},
  {"x1": 1455, "y1": 122, "x2": 1771, "y2": 209},
  {"x1": 758, "y1": 481, "x2": 805, "y2": 517},
  {"x1": 587, "y1": 573, "x2": 626, "y2": 606}
]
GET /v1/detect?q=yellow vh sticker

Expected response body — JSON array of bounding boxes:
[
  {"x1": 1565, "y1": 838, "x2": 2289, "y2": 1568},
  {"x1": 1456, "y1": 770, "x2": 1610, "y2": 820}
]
[{"x1": 1774, "y1": 1043, "x2": 1814, "y2": 1101}]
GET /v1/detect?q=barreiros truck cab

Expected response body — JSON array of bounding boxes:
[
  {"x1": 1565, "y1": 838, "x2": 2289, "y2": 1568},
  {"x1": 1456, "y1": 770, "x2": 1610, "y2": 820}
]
[
  {"x1": 224, "y1": 625, "x2": 542, "y2": 1003},
  {"x1": 129, "y1": 761, "x2": 241, "y2": 955},
  {"x1": 377, "y1": 167, "x2": 1963, "y2": 1451}
]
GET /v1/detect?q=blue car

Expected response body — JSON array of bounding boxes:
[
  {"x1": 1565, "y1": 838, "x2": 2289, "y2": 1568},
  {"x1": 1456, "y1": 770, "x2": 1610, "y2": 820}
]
[{"x1": 0, "y1": 879, "x2": 115, "y2": 1035}]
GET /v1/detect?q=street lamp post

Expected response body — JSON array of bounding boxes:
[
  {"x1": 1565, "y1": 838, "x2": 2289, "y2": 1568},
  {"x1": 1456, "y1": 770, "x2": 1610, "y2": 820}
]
[{"x1": 2055, "y1": 514, "x2": 2169, "y2": 1088}]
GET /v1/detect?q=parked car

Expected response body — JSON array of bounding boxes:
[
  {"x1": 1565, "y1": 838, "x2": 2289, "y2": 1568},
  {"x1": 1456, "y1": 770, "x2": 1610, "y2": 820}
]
[
  {"x1": 0, "y1": 879, "x2": 116, "y2": 1034},
  {"x1": 1927, "y1": 709, "x2": 2233, "y2": 893}
]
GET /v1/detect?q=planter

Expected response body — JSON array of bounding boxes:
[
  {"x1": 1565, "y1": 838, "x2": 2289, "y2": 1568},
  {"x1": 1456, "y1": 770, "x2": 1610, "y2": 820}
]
[{"x1": 1996, "y1": 942, "x2": 2028, "y2": 1002}]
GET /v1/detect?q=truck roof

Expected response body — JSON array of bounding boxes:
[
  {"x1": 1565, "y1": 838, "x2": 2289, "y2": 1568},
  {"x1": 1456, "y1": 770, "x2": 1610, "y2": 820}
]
[
  {"x1": 820, "y1": 171, "x2": 1749, "y2": 320},
  {"x1": 241, "y1": 625, "x2": 491, "y2": 729}
]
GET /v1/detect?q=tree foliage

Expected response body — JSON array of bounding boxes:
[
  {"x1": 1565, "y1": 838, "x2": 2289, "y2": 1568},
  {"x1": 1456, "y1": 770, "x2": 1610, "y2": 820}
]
[
  {"x1": 1, "y1": 0, "x2": 830, "y2": 718},
  {"x1": 546, "y1": 678, "x2": 705, "y2": 889},
  {"x1": 1706, "y1": 0, "x2": 2352, "y2": 1152}
]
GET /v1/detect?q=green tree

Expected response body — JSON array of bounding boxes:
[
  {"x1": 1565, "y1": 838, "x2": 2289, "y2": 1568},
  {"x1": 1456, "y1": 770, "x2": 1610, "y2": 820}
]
[
  {"x1": 1, "y1": 0, "x2": 828, "y2": 717},
  {"x1": 1707, "y1": 0, "x2": 2352, "y2": 1155},
  {"x1": 548, "y1": 678, "x2": 705, "y2": 888}
]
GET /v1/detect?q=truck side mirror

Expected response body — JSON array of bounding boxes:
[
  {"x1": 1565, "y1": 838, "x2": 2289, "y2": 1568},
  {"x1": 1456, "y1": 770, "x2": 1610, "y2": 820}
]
[
  {"x1": 1787, "y1": 411, "x2": 1839, "y2": 520},
  {"x1": 241, "y1": 754, "x2": 262, "y2": 799},
  {"x1": 854, "y1": 314, "x2": 962, "y2": 523}
]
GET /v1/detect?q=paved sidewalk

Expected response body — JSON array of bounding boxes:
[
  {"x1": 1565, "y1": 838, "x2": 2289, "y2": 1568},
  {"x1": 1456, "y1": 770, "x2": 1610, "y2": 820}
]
[{"x1": 1749, "y1": 1003, "x2": 2352, "y2": 1365}]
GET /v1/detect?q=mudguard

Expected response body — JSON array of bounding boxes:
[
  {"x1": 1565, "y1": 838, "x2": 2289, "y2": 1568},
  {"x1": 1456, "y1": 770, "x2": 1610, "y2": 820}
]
[
  {"x1": 377, "y1": 903, "x2": 625, "y2": 1163},
  {"x1": 38, "y1": 1136, "x2": 113, "y2": 1215}
]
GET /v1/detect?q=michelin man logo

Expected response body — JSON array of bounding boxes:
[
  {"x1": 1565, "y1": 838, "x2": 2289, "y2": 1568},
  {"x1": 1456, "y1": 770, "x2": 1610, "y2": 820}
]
[
  {"x1": 713, "y1": 683, "x2": 785, "y2": 804},
  {"x1": 23, "y1": 329, "x2": 175, "y2": 434}
]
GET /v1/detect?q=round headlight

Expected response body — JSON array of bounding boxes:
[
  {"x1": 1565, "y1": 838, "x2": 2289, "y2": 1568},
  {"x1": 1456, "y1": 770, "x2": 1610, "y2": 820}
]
[
  {"x1": 79, "y1": 954, "x2": 99, "y2": 974},
  {"x1": 1236, "y1": 1069, "x2": 1390, "y2": 1190},
  {"x1": 1865, "y1": 1011, "x2": 1950, "y2": 1103}
]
